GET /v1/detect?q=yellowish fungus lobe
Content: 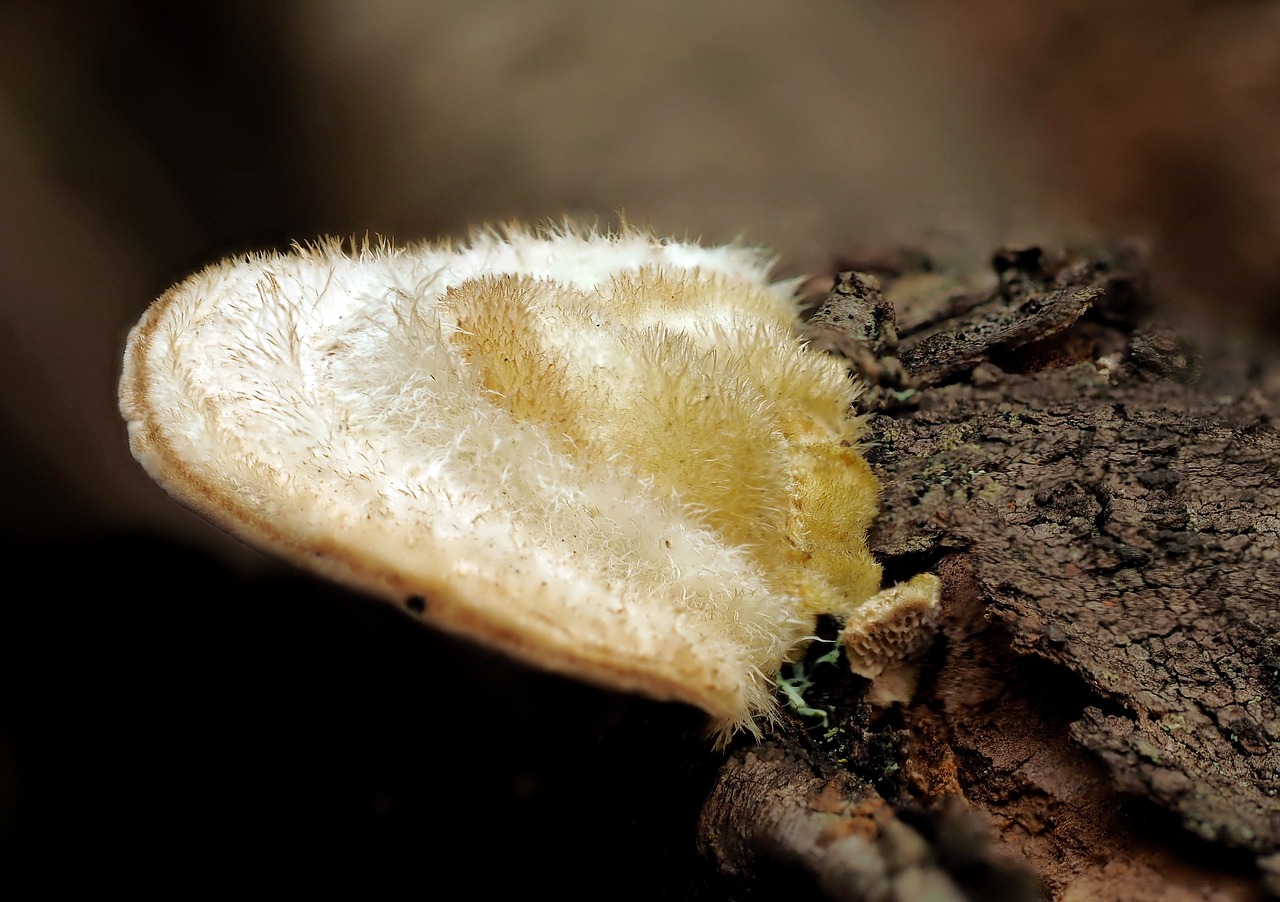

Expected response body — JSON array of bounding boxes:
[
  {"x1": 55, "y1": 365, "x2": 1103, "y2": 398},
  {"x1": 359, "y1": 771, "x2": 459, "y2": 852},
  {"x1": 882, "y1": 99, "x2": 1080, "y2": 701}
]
[{"x1": 119, "y1": 225, "x2": 938, "y2": 743}]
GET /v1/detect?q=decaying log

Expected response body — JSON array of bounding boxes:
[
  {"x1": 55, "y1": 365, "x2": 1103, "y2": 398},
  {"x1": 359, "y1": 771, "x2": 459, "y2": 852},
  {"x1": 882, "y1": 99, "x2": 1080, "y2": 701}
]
[{"x1": 700, "y1": 246, "x2": 1279, "y2": 900}]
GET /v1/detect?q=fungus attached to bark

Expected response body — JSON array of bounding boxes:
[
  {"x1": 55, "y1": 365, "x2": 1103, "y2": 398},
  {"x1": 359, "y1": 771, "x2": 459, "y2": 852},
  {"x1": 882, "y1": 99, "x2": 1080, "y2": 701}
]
[{"x1": 119, "y1": 225, "x2": 938, "y2": 742}]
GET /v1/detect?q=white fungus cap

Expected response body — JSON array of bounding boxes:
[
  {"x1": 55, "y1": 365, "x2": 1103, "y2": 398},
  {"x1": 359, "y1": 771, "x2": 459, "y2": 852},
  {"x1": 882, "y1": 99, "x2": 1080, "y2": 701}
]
[{"x1": 120, "y1": 224, "x2": 930, "y2": 743}]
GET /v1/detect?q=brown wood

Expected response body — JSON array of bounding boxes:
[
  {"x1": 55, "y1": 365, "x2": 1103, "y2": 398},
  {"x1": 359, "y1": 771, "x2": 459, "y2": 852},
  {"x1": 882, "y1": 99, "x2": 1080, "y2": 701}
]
[{"x1": 698, "y1": 245, "x2": 1280, "y2": 900}]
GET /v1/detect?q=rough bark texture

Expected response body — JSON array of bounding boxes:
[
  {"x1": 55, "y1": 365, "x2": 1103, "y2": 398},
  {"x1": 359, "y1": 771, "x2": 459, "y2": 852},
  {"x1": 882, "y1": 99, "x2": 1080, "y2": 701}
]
[{"x1": 699, "y1": 246, "x2": 1280, "y2": 900}]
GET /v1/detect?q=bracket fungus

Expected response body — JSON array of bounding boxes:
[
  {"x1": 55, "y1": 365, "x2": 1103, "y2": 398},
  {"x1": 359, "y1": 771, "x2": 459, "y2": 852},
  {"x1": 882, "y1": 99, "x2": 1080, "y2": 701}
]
[{"x1": 119, "y1": 225, "x2": 939, "y2": 742}]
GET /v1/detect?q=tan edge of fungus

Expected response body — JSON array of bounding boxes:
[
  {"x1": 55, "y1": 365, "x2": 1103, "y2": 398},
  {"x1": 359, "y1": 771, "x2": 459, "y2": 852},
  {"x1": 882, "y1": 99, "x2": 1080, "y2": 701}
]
[
  {"x1": 840, "y1": 573, "x2": 942, "y2": 707},
  {"x1": 119, "y1": 221, "x2": 939, "y2": 746}
]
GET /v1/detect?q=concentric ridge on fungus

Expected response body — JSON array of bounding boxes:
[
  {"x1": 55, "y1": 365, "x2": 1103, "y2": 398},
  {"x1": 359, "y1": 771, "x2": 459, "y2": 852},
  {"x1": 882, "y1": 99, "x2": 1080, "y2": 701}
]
[{"x1": 119, "y1": 224, "x2": 938, "y2": 743}]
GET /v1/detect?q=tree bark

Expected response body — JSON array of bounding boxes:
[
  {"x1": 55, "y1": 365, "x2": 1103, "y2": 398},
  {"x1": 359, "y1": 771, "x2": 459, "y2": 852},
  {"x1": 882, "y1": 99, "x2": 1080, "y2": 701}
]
[{"x1": 698, "y1": 246, "x2": 1280, "y2": 900}]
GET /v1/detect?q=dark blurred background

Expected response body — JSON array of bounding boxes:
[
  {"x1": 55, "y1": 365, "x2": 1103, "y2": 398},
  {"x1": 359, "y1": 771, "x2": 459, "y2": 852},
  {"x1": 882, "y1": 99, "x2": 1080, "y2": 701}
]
[{"x1": 1, "y1": 0, "x2": 1277, "y2": 890}]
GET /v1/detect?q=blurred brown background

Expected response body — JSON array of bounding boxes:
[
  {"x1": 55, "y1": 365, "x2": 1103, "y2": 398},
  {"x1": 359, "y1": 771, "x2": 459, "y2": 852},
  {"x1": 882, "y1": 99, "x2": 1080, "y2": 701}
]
[{"x1": 4, "y1": 0, "x2": 1278, "y2": 560}]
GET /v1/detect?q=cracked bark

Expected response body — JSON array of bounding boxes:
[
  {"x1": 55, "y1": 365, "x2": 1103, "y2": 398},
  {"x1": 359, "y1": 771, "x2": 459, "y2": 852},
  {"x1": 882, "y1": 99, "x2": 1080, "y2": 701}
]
[{"x1": 698, "y1": 246, "x2": 1280, "y2": 900}]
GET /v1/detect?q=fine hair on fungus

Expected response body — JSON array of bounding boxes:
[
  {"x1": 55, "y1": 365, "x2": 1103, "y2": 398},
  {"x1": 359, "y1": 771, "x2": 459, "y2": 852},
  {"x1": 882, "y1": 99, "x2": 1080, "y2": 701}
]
[{"x1": 120, "y1": 225, "x2": 934, "y2": 742}]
